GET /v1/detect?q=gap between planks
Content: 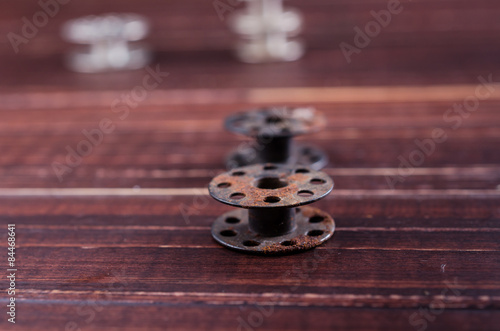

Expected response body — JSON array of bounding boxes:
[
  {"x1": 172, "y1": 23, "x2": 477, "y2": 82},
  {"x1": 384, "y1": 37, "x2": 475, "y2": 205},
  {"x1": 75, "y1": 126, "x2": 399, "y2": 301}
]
[
  {"x1": 13, "y1": 244, "x2": 500, "y2": 252},
  {"x1": 18, "y1": 225, "x2": 500, "y2": 232},
  {"x1": 12, "y1": 289, "x2": 500, "y2": 309},
  {"x1": 14, "y1": 279, "x2": 500, "y2": 291}
]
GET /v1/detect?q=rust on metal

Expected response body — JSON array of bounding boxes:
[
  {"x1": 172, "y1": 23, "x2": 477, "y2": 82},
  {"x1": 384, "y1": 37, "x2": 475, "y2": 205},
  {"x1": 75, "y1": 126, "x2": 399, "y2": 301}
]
[
  {"x1": 209, "y1": 163, "x2": 333, "y2": 208},
  {"x1": 209, "y1": 164, "x2": 335, "y2": 256},
  {"x1": 224, "y1": 107, "x2": 328, "y2": 170},
  {"x1": 225, "y1": 106, "x2": 326, "y2": 138}
]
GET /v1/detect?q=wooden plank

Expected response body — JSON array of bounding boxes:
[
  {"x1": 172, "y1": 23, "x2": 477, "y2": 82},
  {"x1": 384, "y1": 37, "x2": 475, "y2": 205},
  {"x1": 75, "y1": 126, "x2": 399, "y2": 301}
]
[
  {"x1": 0, "y1": 195, "x2": 498, "y2": 219},
  {"x1": 1, "y1": 166, "x2": 499, "y2": 189},
  {"x1": 2, "y1": 83, "x2": 500, "y2": 108},
  {"x1": 11, "y1": 225, "x2": 500, "y2": 251},
  {"x1": 7, "y1": 246, "x2": 500, "y2": 303},
  {"x1": 0, "y1": 304, "x2": 498, "y2": 331},
  {"x1": 2, "y1": 46, "x2": 500, "y2": 90}
]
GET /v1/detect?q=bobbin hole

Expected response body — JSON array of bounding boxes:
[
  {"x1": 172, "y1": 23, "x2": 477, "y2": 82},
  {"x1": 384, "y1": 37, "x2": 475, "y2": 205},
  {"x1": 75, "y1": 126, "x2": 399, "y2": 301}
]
[
  {"x1": 231, "y1": 171, "x2": 246, "y2": 176},
  {"x1": 264, "y1": 196, "x2": 281, "y2": 203},
  {"x1": 298, "y1": 190, "x2": 314, "y2": 197},
  {"x1": 309, "y1": 216, "x2": 324, "y2": 223},
  {"x1": 307, "y1": 230, "x2": 324, "y2": 237},
  {"x1": 281, "y1": 240, "x2": 296, "y2": 246},
  {"x1": 266, "y1": 115, "x2": 284, "y2": 124},
  {"x1": 230, "y1": 193, "x2": 246, "y2": 200},
  {"x1": 263, "y1": 164, "x2": 278, "y2": 170},
  {"x1": 225, "y1": 217, "x2": 240, "y2": 224},
  {"x1": 256, "y1": 177, "x2": 288, "y2": 190},
  {"x1": 220, "y1": 230, "x2": 237, "y2": 237}
]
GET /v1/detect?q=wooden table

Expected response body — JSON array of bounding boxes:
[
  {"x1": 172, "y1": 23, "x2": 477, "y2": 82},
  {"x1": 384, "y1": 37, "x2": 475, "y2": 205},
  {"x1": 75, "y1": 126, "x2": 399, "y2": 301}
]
[{"x1": 1, "y1": 0, "x2": 499, "y2": 330}]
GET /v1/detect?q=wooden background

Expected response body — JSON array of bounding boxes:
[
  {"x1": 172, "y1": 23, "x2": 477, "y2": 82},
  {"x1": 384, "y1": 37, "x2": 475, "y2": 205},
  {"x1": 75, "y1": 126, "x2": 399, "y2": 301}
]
[{"x1": 0, "y1": 0, "x2": 499, "y2": 330}]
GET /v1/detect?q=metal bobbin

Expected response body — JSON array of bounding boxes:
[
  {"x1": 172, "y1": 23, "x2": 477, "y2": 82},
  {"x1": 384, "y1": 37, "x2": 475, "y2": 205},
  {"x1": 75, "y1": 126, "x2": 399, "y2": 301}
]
[
  {"x1": 209, "y1": 163, "x2": 335, "y2": 255},
  {"x1": 228, "y1": 0, "x2": 304, "y2": 63},
  {"x1": 225, "y1": 106, "x2": 328, "y2": 170},
  {"x1": 61, "y1": 13, "x2": 151, "y2": 73}
]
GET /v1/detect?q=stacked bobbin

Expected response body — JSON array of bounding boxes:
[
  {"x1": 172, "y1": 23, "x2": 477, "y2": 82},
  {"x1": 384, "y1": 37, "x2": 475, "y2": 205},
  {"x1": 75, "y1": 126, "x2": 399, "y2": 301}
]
[
  {"x1": 209, "y1": 163, "x2": 335, "y2": 255},
  {"x1": 61, "y1": 13, "x2": 151, "y2": 73},
  {"x1": 228, "y1": 0, "x2": 305, "y2": 63},
  {"x1": 225, "y1": 106, "x2": 328, "y2": 170}
]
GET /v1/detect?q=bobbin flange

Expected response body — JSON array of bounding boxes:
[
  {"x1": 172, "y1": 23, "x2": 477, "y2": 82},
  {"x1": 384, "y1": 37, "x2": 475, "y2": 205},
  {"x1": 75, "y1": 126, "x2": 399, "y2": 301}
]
[
  {"x1": 209, "y1": 163, "x2": 335, "y2": 255},
  {"x1": 225, "y1": 107, "x2": 328, "y2": 170}
]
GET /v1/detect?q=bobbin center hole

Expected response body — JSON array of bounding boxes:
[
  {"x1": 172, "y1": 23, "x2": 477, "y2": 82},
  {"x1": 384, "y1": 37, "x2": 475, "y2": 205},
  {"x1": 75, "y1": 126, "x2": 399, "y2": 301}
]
[
  {"x1": 265, "y1": 115, "x2": 284, "y2": 125},
  {"x1": 255, "y1": 177, "x2": 288, "y2": 190}
]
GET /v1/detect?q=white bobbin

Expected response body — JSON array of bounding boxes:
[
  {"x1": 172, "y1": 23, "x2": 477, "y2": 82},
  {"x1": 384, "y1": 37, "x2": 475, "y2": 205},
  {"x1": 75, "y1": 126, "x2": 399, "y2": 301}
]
[
  {"x1": 228, "y1": 0, "x2": 304, "y2": 63},
  {"x1": 61, "y1": 13, "x2": 151, "y2": 73}
]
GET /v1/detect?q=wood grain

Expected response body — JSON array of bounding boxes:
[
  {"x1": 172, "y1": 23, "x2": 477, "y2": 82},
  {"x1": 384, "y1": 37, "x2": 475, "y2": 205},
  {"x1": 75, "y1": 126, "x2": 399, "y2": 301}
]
[{"x1": 1, "y1": 0, "x2": 499, "y2": 330}]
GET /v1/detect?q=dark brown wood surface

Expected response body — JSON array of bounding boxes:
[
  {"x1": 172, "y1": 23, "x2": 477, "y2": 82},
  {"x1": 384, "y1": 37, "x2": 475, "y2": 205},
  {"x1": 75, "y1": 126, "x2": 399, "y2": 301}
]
[{"x1": 1, "y1": 0, "x2": 499, "y2": 330}]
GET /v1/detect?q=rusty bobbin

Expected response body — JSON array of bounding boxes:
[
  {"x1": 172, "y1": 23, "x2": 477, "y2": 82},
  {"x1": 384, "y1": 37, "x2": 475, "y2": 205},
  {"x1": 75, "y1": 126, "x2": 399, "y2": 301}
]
[
  {"x1": 228, "y1": 0, "x2": 305, "y2": 63},
  {"x1": 61, "y1": 13, "x2": 151, "y2": 73},
  {"x1": 209, "y1": 163, "x2": 335, "y2": 255},
  {"x1": 225, "y1": 107, "x2": 328, "y2": 170}
]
